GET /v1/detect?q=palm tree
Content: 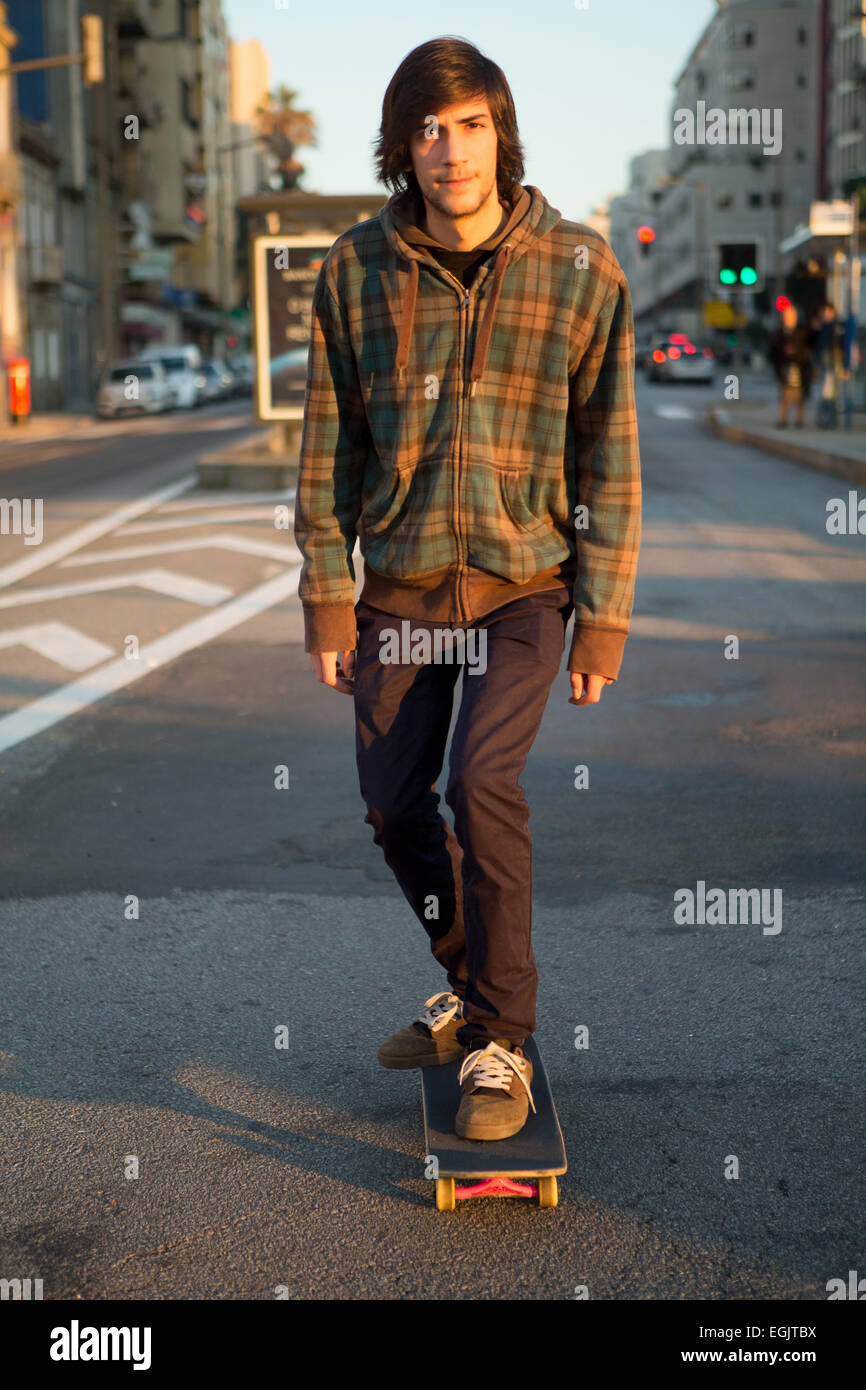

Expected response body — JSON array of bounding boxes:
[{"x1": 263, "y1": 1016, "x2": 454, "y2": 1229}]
[{"x1": 253, "y1": 86, "x2": 317, "y2": 191}]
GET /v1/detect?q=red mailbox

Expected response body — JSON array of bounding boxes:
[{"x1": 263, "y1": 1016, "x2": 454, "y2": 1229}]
[{"x1": 7, "y1": 357, "x2": 31, "y2": 421}]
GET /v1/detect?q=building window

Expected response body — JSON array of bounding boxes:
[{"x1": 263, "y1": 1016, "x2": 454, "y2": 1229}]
[
  {"x1": 747, "y1": 192, "x2": 763, "y2": 207},
  {"x1": 797, "y1": 26, "x2": 807, "y2": 45},
  {"x1": 796, "y1": 73, "x2": 807, "y2": 88},
  {"x1": 716, "y1": 192, "x2": 734, "y2": 210},
  {"x1": 770, "y1": 191, "x2": 783, "y2": 207}
]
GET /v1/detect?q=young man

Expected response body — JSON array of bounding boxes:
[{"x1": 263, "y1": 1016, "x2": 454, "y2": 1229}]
[{"x1": 294, "y1": 38, "x2": 641, "y2": 1140}]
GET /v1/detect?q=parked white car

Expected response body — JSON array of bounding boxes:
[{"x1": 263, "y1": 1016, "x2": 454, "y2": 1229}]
[
  {"x1": 138, "y1": 346, "x2": 201, "y2": 409},
  {"x1": 97, "y1": 359, "x2": 173, "y2": 417}
]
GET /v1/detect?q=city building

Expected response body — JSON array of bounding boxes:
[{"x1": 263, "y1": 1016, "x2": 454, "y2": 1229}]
[
  {"x1": 116, "y1": 0, "x2": 237, "y2": 357},
  {"x1": 0, "y1": 0, "x2": 23, "y2": 424},
  {"x1": 5, "y1": 0, "x2": 99, "y2": 412}
]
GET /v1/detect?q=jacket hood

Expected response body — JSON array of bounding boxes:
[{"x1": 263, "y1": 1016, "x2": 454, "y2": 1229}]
[{"x1": 378, "y1": 183, "x2": 562, "y2": 394}]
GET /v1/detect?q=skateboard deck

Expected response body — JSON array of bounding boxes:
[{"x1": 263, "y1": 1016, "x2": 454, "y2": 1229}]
[{"x1": 420, "y1": 1036, "x2": 566, "y2": 1209}]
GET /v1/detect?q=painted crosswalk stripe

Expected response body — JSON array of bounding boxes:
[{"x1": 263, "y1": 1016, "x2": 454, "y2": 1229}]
[
  {"x1": 0, "y1": 475, "x2": 196, "y2": 589},
  {"x1": 156, "y1": 489, "x2": 295, "y2": 511},
  {"x1": 0, "y1": 566, "x2": 301, "y2": 754},
  {"x1": 0, "y1": 622, "x2": 114, "y2": 671},
  {"x1": 60, "y1": 536, "x2": 300, "y2": 567},
  {"x1": 114, "y1": 507, "x2": 295, "y2": 536},
  {"x1": 0, "y1": 568, "x2": 232, "y2": 609}
]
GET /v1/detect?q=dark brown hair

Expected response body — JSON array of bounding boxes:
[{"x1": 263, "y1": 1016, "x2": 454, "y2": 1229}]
[{"x1": 373, "y1": 37, "x2": 526, "y2": 203}]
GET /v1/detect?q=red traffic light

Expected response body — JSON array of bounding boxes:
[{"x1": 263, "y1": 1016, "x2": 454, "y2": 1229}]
[
  {"x1": 775, "y1": 295, "x2": 792, "y2": 312},
  {"x1": 637, "y1": 225, "x2": 655, "y2": 244}
]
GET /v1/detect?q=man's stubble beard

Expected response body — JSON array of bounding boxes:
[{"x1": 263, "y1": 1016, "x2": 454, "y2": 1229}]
[{"x1": 419, "y1": 171, "x2": 501, "y2": 225}]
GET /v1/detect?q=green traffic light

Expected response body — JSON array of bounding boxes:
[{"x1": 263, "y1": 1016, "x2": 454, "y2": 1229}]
[
  {"x1": 720, "y1": 269, "x2": 737, "y2": 285},
  {"x1": 740, "y1": 266, "x2": 758, "y2": 285}
]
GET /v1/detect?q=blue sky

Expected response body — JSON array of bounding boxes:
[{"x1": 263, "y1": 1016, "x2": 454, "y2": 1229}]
[{"x1": 223, "y1": 0, "x2": 718, "y2": 223}]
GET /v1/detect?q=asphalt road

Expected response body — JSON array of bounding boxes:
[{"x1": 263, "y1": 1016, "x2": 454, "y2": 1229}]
[{"x1": 0, "y1": 379, "x2": 863, "y2": 1300}]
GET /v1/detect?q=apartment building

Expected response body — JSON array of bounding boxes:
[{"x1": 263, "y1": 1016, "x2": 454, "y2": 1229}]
[
  {"x1": 825, "y1": 0, "x2": 866, "y2": 201},
  {"x1": 116, "y1": 0, "x2": 236, "y2": 356},
  {"x1": 656, "y1": 0, "x2": 822, "y2": 335},
  {"x1": 5, "y1": 0, "x2": 97, "y2": 411}
]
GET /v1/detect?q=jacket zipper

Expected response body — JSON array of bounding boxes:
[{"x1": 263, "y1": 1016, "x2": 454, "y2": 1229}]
[{"x1": 436, "y1": 265, "x2": 473, "y2": 621}]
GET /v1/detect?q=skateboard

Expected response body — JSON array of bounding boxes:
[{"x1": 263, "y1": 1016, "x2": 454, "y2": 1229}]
[{"x1": 420, "y1": 1035, "x2": 566, "y2": 1210}]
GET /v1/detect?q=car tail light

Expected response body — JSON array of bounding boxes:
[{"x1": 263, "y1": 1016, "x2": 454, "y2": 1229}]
[
  {"x1": 702, "y1": 348, "x2": 714, "y2": 358},
  {"x1": 683, "y1": 344, "x2": 697, "y2": 354},
  {"x1": 652, "y1": 349, "x2": 666, "y2": 364},
  {"x1": 667, "y1": 347, "x2": 681, "y2": 359}
]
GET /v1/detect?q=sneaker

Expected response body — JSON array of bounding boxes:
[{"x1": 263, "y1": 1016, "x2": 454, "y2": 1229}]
[
  {"x1": 455, "y1": 1039, "x2": 535, "y2": 1140},
  {"x1": 377, "y1": 991, "x2": 466, "y2": 1070}
]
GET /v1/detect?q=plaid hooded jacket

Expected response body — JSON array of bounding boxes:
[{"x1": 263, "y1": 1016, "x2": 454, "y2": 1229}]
[{"x1": 293, "y1": 182, "x2": 642, "y2": 679}]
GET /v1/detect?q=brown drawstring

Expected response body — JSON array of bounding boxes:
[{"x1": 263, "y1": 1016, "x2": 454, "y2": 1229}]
[
  {"x1": 468, "y1": 243, "x2": 512, "y2": 397},
  {"x1": 394, "y1": 243, "x2": 512, "y2": 391},
  {"x1": 395, "y1": 258, "x2": 418, "y2": 382}
]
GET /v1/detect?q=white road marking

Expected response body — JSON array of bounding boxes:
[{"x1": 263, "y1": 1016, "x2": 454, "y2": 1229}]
[
  {"x1": 60, "y1": 535, "x2": 300, "y2": 567},
  {"x1": 115, "y1": 506, "x2": 295, "y2": 535},
  {"x1": 653, "y1": 405, "x2": 696, "y2": 420},
  {"x1": 0, "y1": 568, "x2": 232, "y2": 609},
  {"x1": 157, "y1": 489, "x2": 295, "y2": 510},
  {"x1": 630, "y1": 616, "x2": 772, "y2": 641},
  {"x1": 0, "y1": 622, "x2": 114, "y2": 671},
  {"x1": 0, "y1": 475, "x2": 196, "y2": 589},
  {"x1": 0, "y1": 566, "x2": 301, "y2": 754}
]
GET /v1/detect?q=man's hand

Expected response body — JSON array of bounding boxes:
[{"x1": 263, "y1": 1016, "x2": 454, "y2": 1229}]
[
  {"x1": 310, "y1": 649, "x2": 356, "y2": 695},
  {"x1": 569, "y1": 672, "x2": 614, "y2": 706}
]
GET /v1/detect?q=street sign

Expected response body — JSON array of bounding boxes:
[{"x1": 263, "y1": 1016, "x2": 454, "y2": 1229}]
[
  {"x1": 809, "y1": 201, "x2": 855, "y2": 237},
  {"x1": 128, "y1": 248, "x2": 173, "y2": 281},
  {"x1": 252, "y1": 233, "x2": 334, "y2": 421},
  {"x1": 703, "y1": 300, "x2": 736, "y2": 328}
]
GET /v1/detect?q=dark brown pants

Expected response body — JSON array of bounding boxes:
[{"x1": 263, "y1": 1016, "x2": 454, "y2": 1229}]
[{"x1": 352, "y1": 584, "x2": 572, "y2": 1047}]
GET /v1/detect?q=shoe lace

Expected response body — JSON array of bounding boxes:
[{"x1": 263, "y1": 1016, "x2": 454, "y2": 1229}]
[
  {"x1": 417, "y1": 991, "x2": 462, "y2": 1034},
  {"x1": 458, "y1": 1042, "x2": 536, "y2": 1114}
]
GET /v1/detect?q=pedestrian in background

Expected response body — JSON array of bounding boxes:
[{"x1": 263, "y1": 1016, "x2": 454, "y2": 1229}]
[{"x1": 768, "y1": 303, "x2": 815, "y2": 428}]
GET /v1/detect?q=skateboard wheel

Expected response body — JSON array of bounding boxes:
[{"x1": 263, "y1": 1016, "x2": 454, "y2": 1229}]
[
  {"x1": 537, "y1": 1176, "x2": 558, "y2": 1208},
  {"x1": 435, "y1": 1177, "x2": 455, "y2": 1211}
]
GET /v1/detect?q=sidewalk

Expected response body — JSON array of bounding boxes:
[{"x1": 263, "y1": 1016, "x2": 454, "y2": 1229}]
[
  {"x1": 708, "y1": 398, "x2": 866, "y2": 486},
  {"x1": 0, "y1": 411, "x2": 102, "y2": 443}
]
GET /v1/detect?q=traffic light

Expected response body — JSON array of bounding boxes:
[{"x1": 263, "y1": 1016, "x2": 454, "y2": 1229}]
[
  {"x1": 637, "y1": 225, "x2": 655, "y2": 259},
  {"x1": 81, "y1": 14, "x2": 104, "y2": 87},
  {"x1": 715, "y1": 240, "x2": 763, "y2": 293}
]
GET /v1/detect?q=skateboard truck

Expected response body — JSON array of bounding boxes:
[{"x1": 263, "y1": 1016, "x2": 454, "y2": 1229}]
[
  {"x1": 455, "y1": 1176, "x2": 538, "y2": 1199},
  {"x1": 421, "y1": 1037, "x2": 566, "y2": 1212}
]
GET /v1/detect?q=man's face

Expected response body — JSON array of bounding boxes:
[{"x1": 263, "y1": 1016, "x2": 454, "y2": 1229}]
[{"x1": 406, "y1": 98, "x2": 500, "y2": 222}]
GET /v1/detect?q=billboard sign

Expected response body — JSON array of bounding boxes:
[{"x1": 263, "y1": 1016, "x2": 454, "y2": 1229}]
[{"x1": 252, "y1": 233, "x2": 334, "y2": 421}]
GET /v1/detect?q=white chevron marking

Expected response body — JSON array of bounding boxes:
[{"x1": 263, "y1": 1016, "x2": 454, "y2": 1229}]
[
  {"x1": 60, "y1": 536, "x2": 299, "y2": 567},
  {"x1": 0, "y1": 622, "x2": 114, "y2": 670},
  {"x1": 0, "y1": 568, "x2": 232, "y2": 609}
]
